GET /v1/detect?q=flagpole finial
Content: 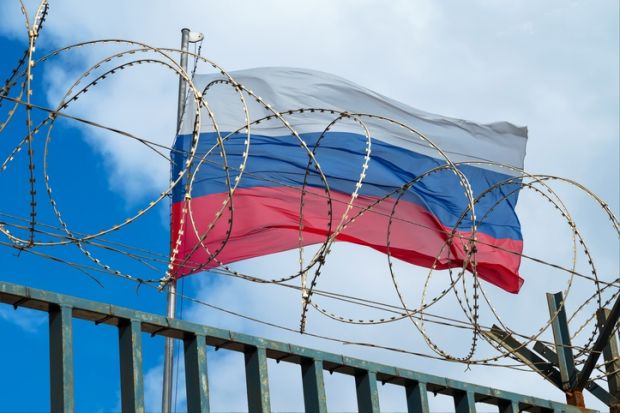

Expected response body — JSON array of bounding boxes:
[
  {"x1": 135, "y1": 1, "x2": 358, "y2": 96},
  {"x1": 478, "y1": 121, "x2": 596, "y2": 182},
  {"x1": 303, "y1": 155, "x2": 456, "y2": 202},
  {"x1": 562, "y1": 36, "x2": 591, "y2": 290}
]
[{"x1": 188, "y1": 31, "x2": 204, "y2": 43}]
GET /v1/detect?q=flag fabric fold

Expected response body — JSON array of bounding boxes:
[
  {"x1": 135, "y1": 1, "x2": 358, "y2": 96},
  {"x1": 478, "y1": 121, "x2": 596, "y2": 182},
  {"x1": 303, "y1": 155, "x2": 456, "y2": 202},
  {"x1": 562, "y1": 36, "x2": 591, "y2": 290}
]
[{"x1": 170, "y1": 67, "x2": 528, "y2": 293}]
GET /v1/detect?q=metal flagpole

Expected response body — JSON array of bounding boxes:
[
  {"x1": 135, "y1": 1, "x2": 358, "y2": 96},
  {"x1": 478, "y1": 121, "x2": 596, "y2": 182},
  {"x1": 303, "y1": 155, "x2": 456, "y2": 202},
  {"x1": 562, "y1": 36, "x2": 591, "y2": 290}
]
[{"x1": 162, "y1": 27, "x2": 203, "y2": 413}]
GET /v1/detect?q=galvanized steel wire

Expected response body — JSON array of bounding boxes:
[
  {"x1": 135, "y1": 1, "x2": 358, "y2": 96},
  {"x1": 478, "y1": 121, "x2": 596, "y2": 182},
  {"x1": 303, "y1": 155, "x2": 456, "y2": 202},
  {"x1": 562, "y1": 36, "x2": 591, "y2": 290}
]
[{"x1": 1, "y1": 0, "x2": 618, "y2": 390}]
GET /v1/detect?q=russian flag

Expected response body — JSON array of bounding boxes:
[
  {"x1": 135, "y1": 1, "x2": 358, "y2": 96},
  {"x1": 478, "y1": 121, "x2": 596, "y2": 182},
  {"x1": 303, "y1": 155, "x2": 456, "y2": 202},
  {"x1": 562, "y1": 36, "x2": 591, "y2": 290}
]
[{"x1": 170, "y1": 68, "x2": 528, "y2": 293}]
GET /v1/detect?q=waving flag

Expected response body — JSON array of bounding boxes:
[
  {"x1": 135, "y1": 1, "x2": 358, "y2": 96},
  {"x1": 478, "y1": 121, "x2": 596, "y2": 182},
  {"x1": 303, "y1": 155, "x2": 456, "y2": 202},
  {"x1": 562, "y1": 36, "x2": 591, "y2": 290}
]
[{"x1": 170, "y1": 68, "x2": 528, "y2": 293}]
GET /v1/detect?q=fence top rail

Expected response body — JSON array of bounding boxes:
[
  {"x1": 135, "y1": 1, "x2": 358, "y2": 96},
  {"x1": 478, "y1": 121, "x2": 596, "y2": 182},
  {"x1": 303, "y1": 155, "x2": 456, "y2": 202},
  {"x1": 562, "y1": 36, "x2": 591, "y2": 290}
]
[{"x1": 0, "y1": 280, "x2": 596, "y2": 413}]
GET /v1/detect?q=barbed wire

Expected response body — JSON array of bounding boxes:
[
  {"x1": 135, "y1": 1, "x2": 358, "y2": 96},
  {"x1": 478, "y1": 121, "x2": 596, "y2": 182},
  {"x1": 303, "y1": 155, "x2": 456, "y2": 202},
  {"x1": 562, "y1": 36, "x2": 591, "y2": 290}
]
[{"x1": 1, "y1": 0, "x2": 618, "y2": 392}]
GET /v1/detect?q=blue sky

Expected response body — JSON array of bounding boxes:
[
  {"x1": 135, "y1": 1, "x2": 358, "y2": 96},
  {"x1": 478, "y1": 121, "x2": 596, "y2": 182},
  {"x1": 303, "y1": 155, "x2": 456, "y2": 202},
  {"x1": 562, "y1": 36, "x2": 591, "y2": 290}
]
[
  {"x1": 0, "y1": 1, "x2": 618, "y2": 412},
  {"x1": 0, "y1": 34, "x2": 171, "y2": 412}
]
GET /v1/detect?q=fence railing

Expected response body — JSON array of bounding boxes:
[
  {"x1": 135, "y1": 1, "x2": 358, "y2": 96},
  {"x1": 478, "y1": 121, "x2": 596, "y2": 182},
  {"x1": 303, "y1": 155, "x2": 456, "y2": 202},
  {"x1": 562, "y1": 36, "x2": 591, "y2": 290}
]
[{"x1": 0, "y1": 280, "x2": 596, "y2": 413}]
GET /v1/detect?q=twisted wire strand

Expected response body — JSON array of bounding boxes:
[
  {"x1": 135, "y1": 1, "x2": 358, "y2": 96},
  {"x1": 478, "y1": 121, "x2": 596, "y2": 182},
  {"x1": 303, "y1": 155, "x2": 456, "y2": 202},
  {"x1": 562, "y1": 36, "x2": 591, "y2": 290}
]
[{"x1": 1, "y1": 1, "x2": 618, "y2": 383}]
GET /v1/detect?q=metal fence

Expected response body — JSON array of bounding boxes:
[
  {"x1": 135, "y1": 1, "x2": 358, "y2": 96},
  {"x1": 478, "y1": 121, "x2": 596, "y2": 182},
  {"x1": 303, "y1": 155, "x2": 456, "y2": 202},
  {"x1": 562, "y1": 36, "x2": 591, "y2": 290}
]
[{"x1": 0, "y1": 280, "x2": 596, "y2": 413}]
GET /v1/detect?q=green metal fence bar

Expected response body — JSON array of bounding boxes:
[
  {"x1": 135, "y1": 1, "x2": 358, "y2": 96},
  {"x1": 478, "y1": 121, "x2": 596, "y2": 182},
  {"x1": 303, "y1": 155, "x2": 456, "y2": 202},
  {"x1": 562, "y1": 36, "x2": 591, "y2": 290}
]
[
  {"x1": 596, "y1": 308, "x2": 620, "y2": 400},
  {"x1": 301, "y1": 358, "x2": 328, "y2": 413},
  {"x1": 118, "y1": 318, "x2": 144, "y2": 413},
  {"x1": 575, "y1": 295, "x2": 620, "y2": 394},
  {"x1": 483, "y1": 326, "x2": 563, "y2": 388},
  {"x1": 532, "y1": 341, "x2": 616, "y2": 406},
  {"x1": 546, "y1": 292, "x2": 578, "y2": 390},
  {"x1": 498, "y1": 400, "x2": 520, "y2": 413},
  {"x1": 453, "y1": 389, "x2": 476, "y2": 413},
  {"x1": 405, "y1": 380, "x2": 429, "y2": 413},
  {"x1": 0, "y1": 280, "x2": 599, "y2": 413},
  {"x1": 355, "y1": 370, "x2": 380, "y2": 413},
  {"x1": 244, "y1": 345, "x2": 271, "y2": 412},
  {"x1": 183, "y1": 333, "x2": 210, "y2": 413},
  {"x1": 547, "y1": 291, "x2": 584, "y2": 407},
  {"x1": 49, "y1": 304, "x2": 74, "y2": 413}
]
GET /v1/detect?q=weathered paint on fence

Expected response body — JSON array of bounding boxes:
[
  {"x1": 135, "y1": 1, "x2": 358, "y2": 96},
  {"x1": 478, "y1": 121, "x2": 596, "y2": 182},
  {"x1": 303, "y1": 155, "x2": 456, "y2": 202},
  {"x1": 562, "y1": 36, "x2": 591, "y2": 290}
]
[{"x1": 0, "y1": 280, "x2": 598, "y2": 413}]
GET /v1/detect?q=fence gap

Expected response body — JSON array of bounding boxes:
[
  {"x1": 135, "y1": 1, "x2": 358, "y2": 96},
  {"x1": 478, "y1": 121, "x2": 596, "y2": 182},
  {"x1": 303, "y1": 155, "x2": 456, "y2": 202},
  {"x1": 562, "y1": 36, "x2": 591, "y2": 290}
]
[{"x1": 324, "y1": 369, "x2": 357, "y2": 412}]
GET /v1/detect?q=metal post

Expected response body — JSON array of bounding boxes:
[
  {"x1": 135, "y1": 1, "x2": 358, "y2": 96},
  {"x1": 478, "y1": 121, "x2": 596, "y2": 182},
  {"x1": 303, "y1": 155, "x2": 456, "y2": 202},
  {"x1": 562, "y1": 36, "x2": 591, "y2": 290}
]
[
  {"x1": 119, "y1": 319, "x2": 145, "y2": 413},
  {"x1": 453, "y1": 390, "x2": 476, "y2": 413},
  {"x1": 176, "y1": 28, "x2": 191, "y2": 134},
  {"x1": 483, "y1": 325, "x2": 563, "y2": 389},
  {"x1": 162, "y1": 27, "x2": 191, "y2": 413},
  {"x1": 301, "y1": 358, "x2": 328, "y2": 413},
  {"x1": 405, "y1": 380, "x2": 429, "y2": 413},
  {"x1": 184, "y1": 333, "x2": 210, "y2": 412},
  {"x1": 546, "y1": 292, "x2": 583, "y2": 406},
  {"x1": 49, "y1": 304, "x2": 74, "y2": 413},
  {"x1": 574, "y1": 295, "x2": 620, "y2": 392},
  {"x1": 498, "y1": 400, "x2": 520, "y2": 413},
  {"x1": 533, "y1": 341, "x2": 616, "y2": 406},
  {"x1": 355, "y1": 370, "x2": 380, "y2": 413},
  {"x1": 244, "y1": 346, "x2": 271, "y2": 413},
  {"x1": 596, "y1": 308, "x2": 620, "y2": 401},
  {"x1": 162, "y1": 281, "x2": 177, "y2": 413}
]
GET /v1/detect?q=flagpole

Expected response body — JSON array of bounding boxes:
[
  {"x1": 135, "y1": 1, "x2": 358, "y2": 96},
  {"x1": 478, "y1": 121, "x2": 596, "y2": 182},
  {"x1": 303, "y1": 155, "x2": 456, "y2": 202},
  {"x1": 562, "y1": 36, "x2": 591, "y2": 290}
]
[{"x1": 162, "y1": 27, "x2": 191, "y2": 413}]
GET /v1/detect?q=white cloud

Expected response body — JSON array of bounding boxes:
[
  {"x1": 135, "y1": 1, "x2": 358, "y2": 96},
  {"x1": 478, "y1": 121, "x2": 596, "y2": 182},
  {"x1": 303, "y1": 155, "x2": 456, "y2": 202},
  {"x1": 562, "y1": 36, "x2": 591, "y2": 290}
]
[
  {"x1": 0, "y1": 306, "x2": 46, "y2": 333},
  {"x1": 143, "y1": 357, "x2": 187, "y2": 413}
]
